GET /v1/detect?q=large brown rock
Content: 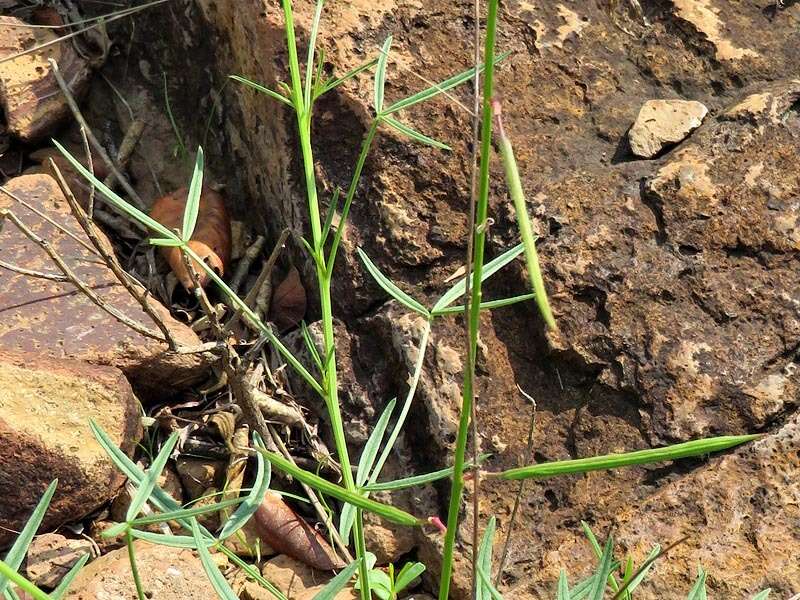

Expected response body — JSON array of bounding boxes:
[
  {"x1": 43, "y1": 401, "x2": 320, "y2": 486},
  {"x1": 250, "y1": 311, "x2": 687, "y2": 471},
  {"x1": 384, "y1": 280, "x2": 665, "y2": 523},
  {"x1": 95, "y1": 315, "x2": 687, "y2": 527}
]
[
  {"x1": 0, "y1": 173, "x2": 205, "y2": 400},
  {"x1": 0, "y1": 350, "x2": 141, "y2": 547},
  {"x1": 63, "y1": 541, "x2": 217, "y2": 600}
]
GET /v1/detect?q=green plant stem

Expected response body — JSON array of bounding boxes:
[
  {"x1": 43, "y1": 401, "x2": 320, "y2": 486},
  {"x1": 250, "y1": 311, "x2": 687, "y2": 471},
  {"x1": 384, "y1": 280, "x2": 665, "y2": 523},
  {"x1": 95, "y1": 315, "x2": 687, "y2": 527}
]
[
  {"x1": 126, "y1": 531, "x2": 146, "y2": 600},
  {"x1": 0, "y1": 560, "x2": 51, "y2": 600},
  {"x1": 438, "y1": 1, "x2": 500, "y2": 598}
]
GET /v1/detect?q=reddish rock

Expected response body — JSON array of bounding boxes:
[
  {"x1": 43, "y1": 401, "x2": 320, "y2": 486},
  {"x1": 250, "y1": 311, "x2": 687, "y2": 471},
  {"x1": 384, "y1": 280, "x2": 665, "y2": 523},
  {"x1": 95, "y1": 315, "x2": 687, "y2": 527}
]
[
  {"x1": 0, "y1": 174, "x2": 205, "y2": 400},
  {"x1": 0, "y1": 17, "x2": 91, "y2": 142},
  {"x1": 63, "y1": 541, "x2": 217, "y2": 600},
  {"x1": 25, "y1": 533, "x2": 95, "y2": 589},
  {"x1": 0, "y1": 349, "x2": 141, "y2": 546}
]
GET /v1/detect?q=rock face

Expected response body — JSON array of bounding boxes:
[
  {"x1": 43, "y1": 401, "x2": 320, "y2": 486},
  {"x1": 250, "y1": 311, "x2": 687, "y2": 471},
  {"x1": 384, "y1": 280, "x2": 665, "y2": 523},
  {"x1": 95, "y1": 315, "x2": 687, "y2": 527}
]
[
  {"x1": 63, "y1": 541, "x2": 217, "y2": 600},
  {"x1": 0, "y1": 173, "x2": 205, "y2": 400},
  {"x1": 628, "y1": 99, "x2": 708, "y2": 158},
  {"x1": 128, "y1": 1, "x2": 800, "y2": 598},
  {"x1": 258, "y1": 554, "x2": 357, "y2": 600},
  {"x1": 0, "y1": 350, "x2": 141, "y2": 546}
]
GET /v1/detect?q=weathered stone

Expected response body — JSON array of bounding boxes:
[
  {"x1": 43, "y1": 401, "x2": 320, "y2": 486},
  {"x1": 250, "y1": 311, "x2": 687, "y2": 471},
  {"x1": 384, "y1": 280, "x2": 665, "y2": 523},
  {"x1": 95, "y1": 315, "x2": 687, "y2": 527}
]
[
  {"x1": 0, "y1": 349, "x2": 141, "y2": 546},
  {"x1": 0, "y1": 18, "x2": 91, "y2": 142},
  {"x1": 63, "y1": 541, "x2": 217, "y2": 600},
  {"x1": 0, "y1": 174, "x2": 205, "y2": 400},
  {"x1": 260, "y1": 555, "x2": 357, "y2": 600},
  {"x1": 175, "y1": 456, "x2": 225, "y2": 500},
  {"x1": 25, "y1": 533, "x2": 95, "y2": 589},
  {"x1": 628, "y1": 99, "x2": 708, "y2": 158}
]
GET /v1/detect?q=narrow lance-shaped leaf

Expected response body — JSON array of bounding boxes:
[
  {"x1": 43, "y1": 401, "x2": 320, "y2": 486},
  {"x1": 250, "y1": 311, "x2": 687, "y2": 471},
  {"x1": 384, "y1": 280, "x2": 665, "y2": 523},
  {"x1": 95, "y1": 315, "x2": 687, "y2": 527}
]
[
  {"x1": 433, "y1": 292, "x2": 535, "y2": 316},
  {"x1": 50, "y1": 553, "x2": 89, "y2": 600},
  {"x1": 312, "y1": 561, "x2": 360, "y2": 600},
  {"x1": 357, "y1": 248, "x2": 430, "y2": 318},
  {"x1": 229, "y1": 75, "x2": 293, "y2": 107},
  {"x1": 0, "y1": 561, "x2": 50, "y2": 600},
  {"x1": 257, "y1": 450, "x2": 422, "y2": 528},
  {"x1": 181, "y1": 147, "x2": 204, "y2": 242},
  {"x1": 374, "y1": 36, "x2": 392, "y2": 113},
  {"x1": 557, "y1": 570, "x2": 571, "y2": 600},
  {"x1": 0, "y1": 480, "x2": 57, "y2": 593},
  {"x1": 476, "y1": 517, "x2": 497, "y2": 600},
  {"x1": 499, "y1": 435, "x2": 760, "y2": 481},
  {"x1": 581, "y1": 522, "x2": 620, "y2": 593},
  {"x1": 363, "y1": 453, "x2": 491, "y2": 491},
  {"x1": 191, "y1": 519, "x2": 239, "y2": 600},
  {"x1": 587, "y1": 537, "x2": 615, "y2": 600},
  {"x1": 317, "y1": 57, "x2": 378, "y2": 98},
  {"x1": 382, "y1": 116, "x2": 451, "y2": 150},
  {"x1": 126, "y1": 432, "x2": 180, "y2": 522}
]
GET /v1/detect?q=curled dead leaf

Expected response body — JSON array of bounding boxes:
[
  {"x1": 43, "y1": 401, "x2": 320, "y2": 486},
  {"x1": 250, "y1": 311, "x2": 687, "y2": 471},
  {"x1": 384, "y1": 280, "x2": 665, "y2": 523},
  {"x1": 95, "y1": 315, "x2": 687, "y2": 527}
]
[
  {"x1": 270, "y1": 265, "x2": 306, "y2": 331},
  {"x1": 149, "y1": 185, "x2": 232, "y2": 290},
  {"x1": 253, "y1": 492, "x2": 345, "y2": 571}
]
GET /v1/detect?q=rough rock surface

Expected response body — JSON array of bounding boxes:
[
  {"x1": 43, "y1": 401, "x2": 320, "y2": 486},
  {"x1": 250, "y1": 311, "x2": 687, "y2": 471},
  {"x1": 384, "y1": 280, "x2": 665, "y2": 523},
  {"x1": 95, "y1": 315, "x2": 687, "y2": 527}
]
[
  {"x1": 0, "y1": 349, "x2": 141, "y2": 546},
  {"x1": 0, "y1": 17, "x2": 91, "y2": 142},
  {"x1": 25, "y1": 533, "x2": 95, "y2": 589},
  {"x1": 63, "y1": 541, "x2": 217, "y2": 600},
  {"x1": 628, "y1": 99, "x2": 708, "y2": 158},
  {"x1": 0, "y1": 173, "x2": 205, "y2": 400},
  {"x1": 127, "y1": 1, "x2": 800, "y2": 598},
  {"x1": 258, "y1": 554, "x2": 357, "y2": 600}
]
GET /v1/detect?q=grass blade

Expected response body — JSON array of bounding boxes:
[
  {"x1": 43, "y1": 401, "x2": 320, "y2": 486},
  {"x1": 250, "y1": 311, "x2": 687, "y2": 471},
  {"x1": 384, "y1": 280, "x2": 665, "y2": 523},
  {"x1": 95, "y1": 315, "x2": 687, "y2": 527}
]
[
  {"x1": 182, "y1": 147, "x2": 204, "y2": 241},
  {"x1": 476, "y1": 517, "x2": 497, "y2": 600},
  {"x1": 0, "y1": 480, "x2": 58, "y2": 593},
  {"x1": 53, "y1": 141, "x2": 177, "y2": 240},
  {"x1": 304, "y1": 0, "x2": 325, "y2": 108},
  {"x1": 320, "y1": 187, "x2": 340, "y2": 247},
  {"x1": 130, "y1": 530, "x2": 196, "y2": 548},
  {"x1": 126, "y1": 432, "x2": 179, "y2": 522},
  {"x1": 558, "y1": 570, "x2": 572, "y2": 600},
  {"x1": 395, "y1": 562, "x2": 425, "y2": 592},
  {"x1": 383, "y1": 51, "x2": 510, "y2": 115},
  {"x1": 432, "y1": 292, "x2": 535, "y2": 316},
  {"x1": 191, "y1": 519, "x2": 239, "y2": 600},
  {"x1": 0, "y1": 562, "x2": 50, "y2": 600},
  {"x1": 50, "y1": 553, "x2": 89, "y2": 600},
  {"x1": 318, "y1": 57, "x2": 378, "y2": 97},
  {"x1": 312, "y1": 561, "x2": 360, "y2": 600},
  {"x1": 476, "y1": 563, "x2": 504, "y2": 600},
  {"x1": 374, "y1": 36, "x2": 392, "y2": 113},
  {"x1": 257, "y1": 450, "x2": 422, "y2": 527},
  {"x1": 218, "y1": 432, "x2": 271, "y2": 540},
  {"x1": 363, "y1": 453, "x2": 491, "y2": 491},
  {"x1": 431, "y1": 243, "x2": 524, "y2": 313},
  {"x1": 751, "y1": 590, "x2": 771, "y2": 600},
  {"x1": 500, "y1": 435, "x2": 760, "y2": 481},
  {"x1": 126, "y1": 497, "x2": 245, "y2": 528},
  {"x1": 229, "y1": 75, "x2": 293, "y2": 107},
  {"x1": 149, "y1": 238, "x2": 183, "y2": 247},
  {"x1": 686, "y1": 568, "x2": 707, "y2": 600},
  {"x1": 382, "y1": 116, "x2": 451, "y2": 150},
  {"x1": 581, "y1": 522, "x2": 620, "y2": 593},
  {"x1": 588, "y1": 537, "x2": 615, "y2": 600},
  {"x1": 357, "y1": 248, "x2": 430, "y2": 317}
]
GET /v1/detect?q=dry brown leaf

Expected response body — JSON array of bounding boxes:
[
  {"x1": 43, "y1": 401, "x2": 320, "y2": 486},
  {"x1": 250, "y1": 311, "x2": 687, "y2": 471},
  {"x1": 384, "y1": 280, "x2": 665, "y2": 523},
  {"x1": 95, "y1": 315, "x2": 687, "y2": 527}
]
[
  {"x1": 149, "y1": 185, "x2": 232, "y2": 290},
  {"x1": 253, "y1": 492, "x2": 345, "y2": 571},
  {"x1": 270, "y1": 265, "x2": 306, "y2": 331}
]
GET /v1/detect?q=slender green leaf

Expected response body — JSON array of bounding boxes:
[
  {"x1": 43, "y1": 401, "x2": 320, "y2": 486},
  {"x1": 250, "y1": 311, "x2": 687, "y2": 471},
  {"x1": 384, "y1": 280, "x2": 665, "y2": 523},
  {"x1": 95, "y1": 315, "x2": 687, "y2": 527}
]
[
  {"x1": 751, "y1": 590, "x2": 771, "y2": 600},
  {"x1": 382, "y1": 116, "x2": 451, "y2": 150},
  {"x1": 558, "y1": 570, "x2": 572, "y2": 600},
  {"x1": 374, "y1": 36, "x2": 392, "y2": 113},
  {"x1": 191, "y1": 519, "x2": 239, "y2": 600},
  {"x1": 53, "y1": 141, "x2": 177, "y2": 240},
  {"x1": 149, "y1": 238, "x2": 183, "y2": 247},
  {"x1": 126, "y1": 432, "x2": 179, "y2": 522},
  {"x1": 0, "y1": 480, "x2": 57, "y2": 594},
  {"x1": 50, "y1": 553, "x2": 89, "y2": 600},
  {"x1": 301, "y1": 321, "x2": 324, "y2": 373},
  {"x1": 569, "y1": 564, "x2": 622, "y2": 600},
  {"x1": 432, "y1": 292, "x2": 536, "y2": 316},
  {"x1": 588, "y1": 537, "x2": 615, "y2": 600},
  {"x1": 229, "y1": 75, "x2": 293, "y2": 107},
  {"x1": 581, "y1": 522, "x2": 620, "y2": 593},
  {"x1": 304, "y1": 0, "x2": 325, "y2": 108},
  {"x1": 257, "y1": 450, "x2": 422, "y2": 527},
  {"x1": 686, "y1": 568, "x2": 707, "y2": 600},
  {"x1": 383, "y1": 50, "x2": 511, "y2": 115},
  {"x1": 476, "y1": 517, "x2": 497, "y2": 600},
  {"x1": 130, "y1": 529, "x2": 197, "y2": 548},
  {"x1": 614, "y1": 545, "x2": 661, "y2": 598},
  {"x1": 312, "y1": 561, "x2": 360, "y2": 600},
  {"x1": 125, "y1": 496, "x2": 245, "y2": 528},
  {"x1": 500, "y1": 435, "x2": 760, "y2": 481},
  {"x1": 476, "y1": 563, "x2": 504, "y2": 600},
  {"x1": 218, "y1": 432, "x2": 271, "y2": 540},
  {"x1": 318, "y1": 57, "x2": 378, "y2": 97},
  {"x1": 182, "y1": 147, "x2": 204, "y2": 241},
  {"x1": 357, "y1": 248, "x2": 430, "y2": 317},
  {"x1": 320, "y1": 187, "x2": 340, "y2": 247},
  {"x1": 431, "y1": 243, "x2": 525, "y2": 313},
  {"x1": 395, "y1": 562, "x2": 425, "y2": 593},
  {"x1": 0, "y1": 561, "x2": 50, "y2": 600},
  {"x1": 363, "y1": 453, "x2": 491, "y2": 491}
]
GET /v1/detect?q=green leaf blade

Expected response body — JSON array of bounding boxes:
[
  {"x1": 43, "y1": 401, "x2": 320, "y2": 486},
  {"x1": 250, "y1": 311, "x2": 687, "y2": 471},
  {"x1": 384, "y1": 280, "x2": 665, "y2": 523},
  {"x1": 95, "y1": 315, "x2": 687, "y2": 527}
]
[
  {"x1": 374, "y1": 36, "x2": 393, "y2": 113},
  {"x1": 182, "y1": 147, "x2": 204, "y2": 242},
  {"x1": 357, "y1": 248, "x2": 430, "y2": 318}
]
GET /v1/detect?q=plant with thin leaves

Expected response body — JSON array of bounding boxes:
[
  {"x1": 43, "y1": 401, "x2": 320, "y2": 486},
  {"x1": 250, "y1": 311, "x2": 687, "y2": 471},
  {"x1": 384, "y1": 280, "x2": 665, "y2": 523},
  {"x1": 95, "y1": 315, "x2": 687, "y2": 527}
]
[{"x1": 355, "y1": 557, "x2": 426, "y2": 600}]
